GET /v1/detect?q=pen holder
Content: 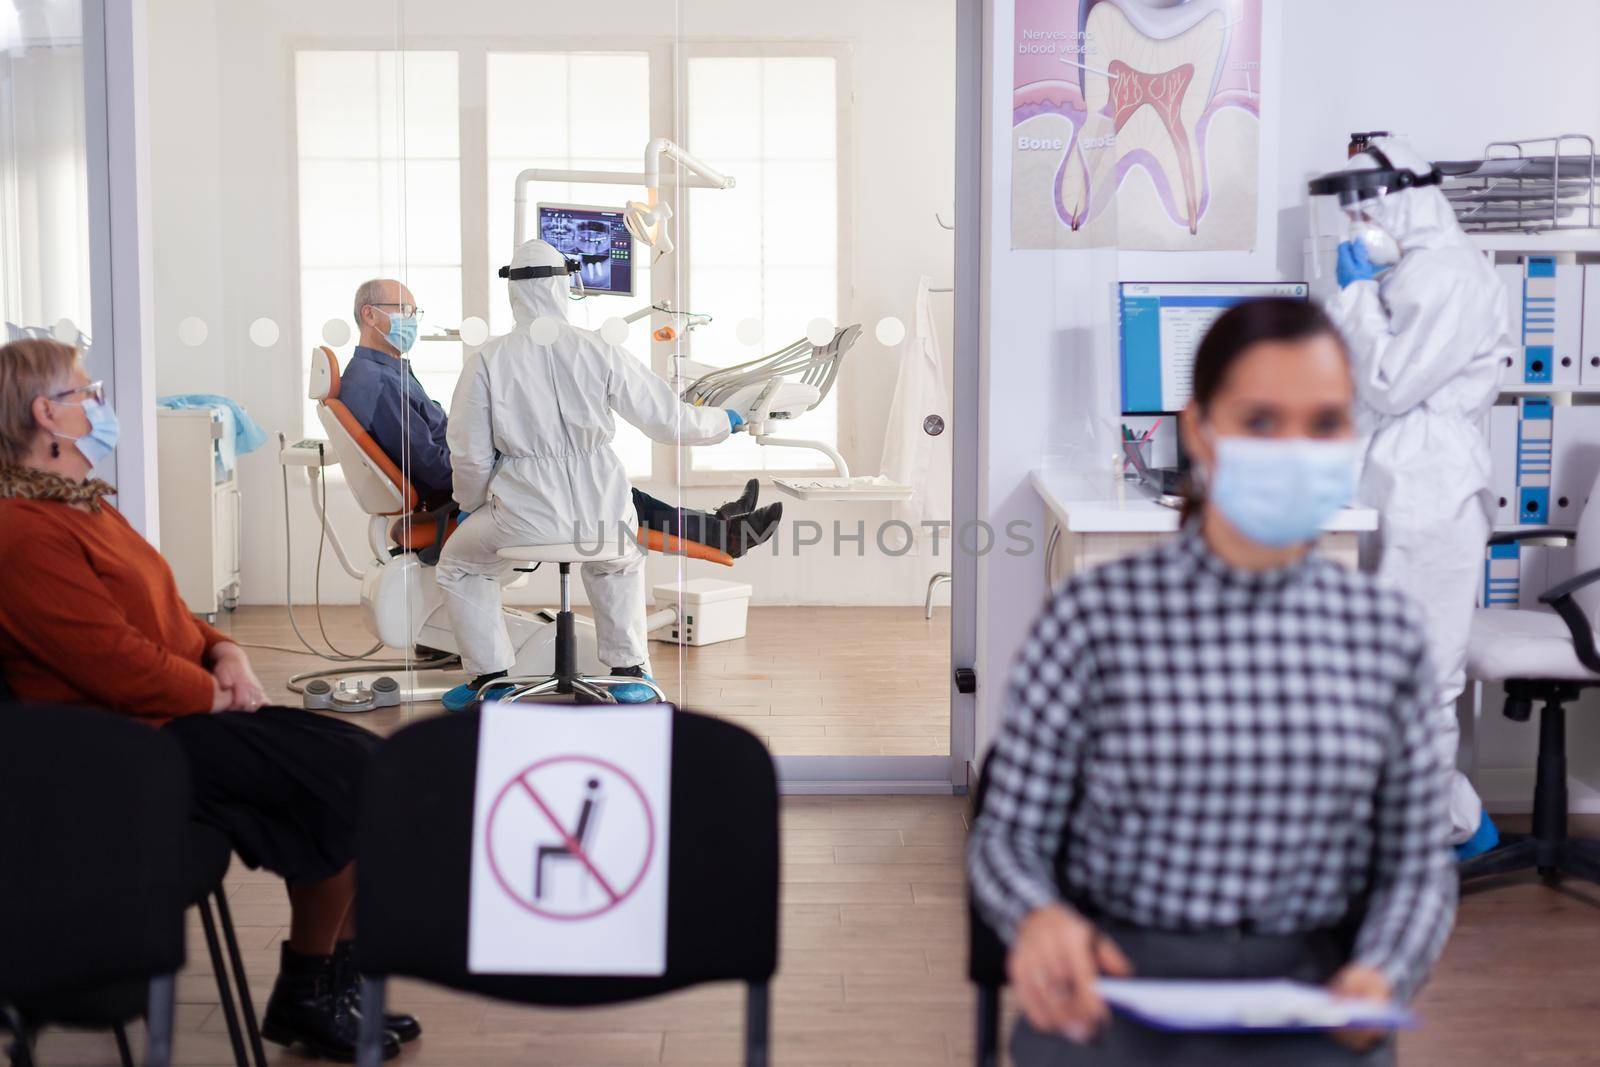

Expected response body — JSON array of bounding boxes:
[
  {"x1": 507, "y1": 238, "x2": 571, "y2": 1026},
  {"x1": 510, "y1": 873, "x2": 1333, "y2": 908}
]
[{"x1": 1121, "y1": 438, "x2": 1153, "y2": 481}]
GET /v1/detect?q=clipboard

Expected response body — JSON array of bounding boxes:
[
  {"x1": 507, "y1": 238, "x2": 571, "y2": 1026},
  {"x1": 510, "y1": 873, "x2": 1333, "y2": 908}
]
[{"x1": 1098, "y1": 979, "x2": 1417, "y2": 1034}]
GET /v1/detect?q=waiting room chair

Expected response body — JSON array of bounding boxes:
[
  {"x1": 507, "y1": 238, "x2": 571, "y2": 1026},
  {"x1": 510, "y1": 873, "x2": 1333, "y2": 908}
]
[
  {"x1": 0, "y1": 703, "x2": 188, "y2": 1067},
  {"x1": 350, "y1": 706, "x2": 780, "y2": 1067},
  {"x1": 1464, "y1": 503, "x2": 1600, "y2": 885},
  {"x1": 0, "y1": 703, "x2": 269, "y2": 1067}
]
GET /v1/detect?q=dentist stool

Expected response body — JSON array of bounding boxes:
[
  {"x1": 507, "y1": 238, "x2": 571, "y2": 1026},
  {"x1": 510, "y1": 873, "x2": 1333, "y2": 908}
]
[{"x1": 489, "y1": 541, "x2": 668, "y2": 705}]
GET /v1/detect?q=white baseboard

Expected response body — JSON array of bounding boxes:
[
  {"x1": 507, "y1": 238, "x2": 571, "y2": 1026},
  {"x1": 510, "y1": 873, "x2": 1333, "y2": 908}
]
[{"x1": 1473, "y1": 768, "x2": 1600, "y2": 815}]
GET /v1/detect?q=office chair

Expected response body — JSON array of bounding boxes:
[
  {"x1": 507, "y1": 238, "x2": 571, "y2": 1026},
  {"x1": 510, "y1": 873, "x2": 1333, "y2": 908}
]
[
  {"x1": 0, "y1": 704, "x2": 188, "y2": 1067},
  {"x1": 350, "y1": 706, "x2": 780, "y2": 1067},
  {"x1": 1463, "y1": 471, "x2": 1600, "y2": 884}
]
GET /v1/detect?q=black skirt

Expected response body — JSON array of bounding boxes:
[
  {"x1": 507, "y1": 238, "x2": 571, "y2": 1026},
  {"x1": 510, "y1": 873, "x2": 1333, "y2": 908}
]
[{"x1": 164, "y1": 705, "x2": 381, "y2": 885}]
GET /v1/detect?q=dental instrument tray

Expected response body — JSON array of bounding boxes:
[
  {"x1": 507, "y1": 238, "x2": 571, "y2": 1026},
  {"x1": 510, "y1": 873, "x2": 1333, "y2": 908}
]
[
  {"x1": 1436, "y1": 134, "x2": 1600, "y2": 234},
  {"x1": 771, "y1": 475, "x2": 914, "y2": 502},
  {"x1": 678, "y1": 323, "x2": 861, "y2": 423}
]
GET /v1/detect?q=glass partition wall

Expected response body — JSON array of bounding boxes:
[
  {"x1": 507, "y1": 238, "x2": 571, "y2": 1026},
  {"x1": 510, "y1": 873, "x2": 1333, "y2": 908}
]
[{"x1": 145, "y1": 0, "x2": 964, "y2": 790}]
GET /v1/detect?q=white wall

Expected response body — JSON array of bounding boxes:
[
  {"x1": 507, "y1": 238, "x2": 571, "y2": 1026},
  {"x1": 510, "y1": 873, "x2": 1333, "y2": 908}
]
[
  {"x1": 144, "y1": 0, "x2": 956, "y2": 610},
  {"x1": 976, "y1": 0, "x2": 1600, "y2": 801}
]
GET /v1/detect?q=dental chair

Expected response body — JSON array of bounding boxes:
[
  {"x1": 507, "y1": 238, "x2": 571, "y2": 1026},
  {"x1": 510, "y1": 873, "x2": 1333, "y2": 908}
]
[
  {"x1": 677, "y1": 324, "x2": 862, "y2": 474},
  {"x1": 301, "y1": 347, "x2": 735, "y2": 697},
  {"x1": 1463, "y1": 468, "x2": 1600, "y2": 886}
]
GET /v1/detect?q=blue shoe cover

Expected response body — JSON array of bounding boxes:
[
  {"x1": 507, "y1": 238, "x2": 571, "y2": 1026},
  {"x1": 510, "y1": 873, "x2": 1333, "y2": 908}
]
[
  {"x1": 441, "y1": 682, "x2": 479, "y2": 713},
  {"x1": 609, "y1": 672, "x2": 659, "y2": 704},
  {"x1": 1456, "y1": 810, "x2": 1501, "y2": 862}
]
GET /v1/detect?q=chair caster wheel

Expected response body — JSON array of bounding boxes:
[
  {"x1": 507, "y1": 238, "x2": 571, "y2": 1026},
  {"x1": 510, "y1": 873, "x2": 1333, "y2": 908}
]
[{"x1": 1505, "y1": 698, "x2": 1534, "y2": 723}]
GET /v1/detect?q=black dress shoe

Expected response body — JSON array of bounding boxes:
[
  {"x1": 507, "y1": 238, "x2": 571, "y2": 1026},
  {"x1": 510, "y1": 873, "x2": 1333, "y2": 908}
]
[
  {"x1": 714, "y1": 477, "x2": 761, "y2": 520},
  {"x1": 261, "y1": 943, "x2": 400, "y2": 1061},
  {"x1": 728, "y1": 502, "x2": 783, "y2": 558},
  {"x1": 332, "y1": 940, "x2": 423, "y2": 1043}
]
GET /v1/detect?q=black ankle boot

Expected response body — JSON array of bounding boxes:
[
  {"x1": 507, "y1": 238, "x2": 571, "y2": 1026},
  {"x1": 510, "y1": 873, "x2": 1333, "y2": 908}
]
[
  {"x1": 332, "y1": 940, "x2": 422, "y2": 1043},
  {"x1": 261, "y1": 943, "x2": 400, "y2": 1062}
]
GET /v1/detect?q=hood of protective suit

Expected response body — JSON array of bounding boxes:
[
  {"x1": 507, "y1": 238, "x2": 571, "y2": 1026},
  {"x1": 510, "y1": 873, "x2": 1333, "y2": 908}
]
[
  {"x1": 1345, "y1": 139, "x2": 1466, "y2": 253},
  {"x1": 507, "y1": 238, "x2": 573, "y2": 327}
]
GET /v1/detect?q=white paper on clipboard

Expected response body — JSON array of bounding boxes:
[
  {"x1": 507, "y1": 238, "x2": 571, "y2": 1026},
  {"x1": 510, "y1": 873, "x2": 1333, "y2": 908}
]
[{"x1": 1098, "y1": 979, "x2": 1416, "y2": 1033}]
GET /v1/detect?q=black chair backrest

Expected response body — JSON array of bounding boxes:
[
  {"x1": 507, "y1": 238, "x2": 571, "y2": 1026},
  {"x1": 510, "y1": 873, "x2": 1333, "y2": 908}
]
[
  {"x1": 355, "y1": 707, "x2": 779, "y2": 1004},
  {"x1": 967, "y1": 753, "x2": 1008, "y2": 987},
  {"x1": 0, "y1": 703, "x2": 190, "y2": 998}
]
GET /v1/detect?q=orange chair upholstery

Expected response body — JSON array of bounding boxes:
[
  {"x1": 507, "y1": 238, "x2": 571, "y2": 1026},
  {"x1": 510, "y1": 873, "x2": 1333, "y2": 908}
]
[
  {"x1": 641, "y1": 527, "x2": 734, "y2": 567},
  {"x1": 312, "y1": 346, "x2": 420, "y2": 516}
]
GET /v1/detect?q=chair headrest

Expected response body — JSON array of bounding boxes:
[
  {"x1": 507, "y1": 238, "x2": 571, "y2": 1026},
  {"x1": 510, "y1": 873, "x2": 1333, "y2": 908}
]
[{"x1": 309, "y1": 346, "x2": 341, "y2": 401}]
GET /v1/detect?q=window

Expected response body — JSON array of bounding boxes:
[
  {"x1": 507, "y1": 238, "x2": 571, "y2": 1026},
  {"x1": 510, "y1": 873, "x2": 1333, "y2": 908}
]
[
  {"x1": 685, "y1": 53, "x2": 841, "y2": 472},
  {"x1": 487, "y1": 51, "x2": 653, "y2": 478},
  {"x1": 294, "y1": 50, "x2": 460, "y2": 436}
]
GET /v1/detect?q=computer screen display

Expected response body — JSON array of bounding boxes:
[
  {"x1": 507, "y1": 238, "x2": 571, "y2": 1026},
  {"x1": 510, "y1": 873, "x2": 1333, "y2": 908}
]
[
  {"x1": 536, "y1": 204, "x2": 635, "y2": 297},
  {"x1": 1120, "y1": 282, "x2": 1309, "y2": 414}
]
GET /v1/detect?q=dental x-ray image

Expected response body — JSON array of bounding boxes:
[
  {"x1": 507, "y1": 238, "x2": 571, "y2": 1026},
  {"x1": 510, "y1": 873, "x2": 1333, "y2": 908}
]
[{"x1": 536, "y1": 204, "x2": 635, "y2": 296}]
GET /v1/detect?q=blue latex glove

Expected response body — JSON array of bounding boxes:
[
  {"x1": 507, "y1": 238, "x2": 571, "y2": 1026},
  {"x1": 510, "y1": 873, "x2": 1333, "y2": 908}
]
[
  {"x1": 1336, "y1": 239, "x2": 1378, "y2": 288},
  {"x1": 726, "y1": 409, "x2": 746, "y2": 433}
]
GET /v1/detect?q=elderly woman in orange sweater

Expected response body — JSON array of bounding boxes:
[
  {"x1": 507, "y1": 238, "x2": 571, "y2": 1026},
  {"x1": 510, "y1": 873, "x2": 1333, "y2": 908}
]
[{"x1": 0, "y1": 339, "x2": 416, "y2": 1062}]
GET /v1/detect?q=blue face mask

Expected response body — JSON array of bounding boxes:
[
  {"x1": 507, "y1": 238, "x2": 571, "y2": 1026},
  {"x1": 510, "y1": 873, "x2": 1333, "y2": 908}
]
[
  {"x1": 1208, "y1": 435, "x2": 1359, "y2": 548},
  {"x1": 54, "y1": 396, "x2": 121, "y2": 466},
  {"x1": 383, "y1": 312, "x2": 419, "y2": 355}
]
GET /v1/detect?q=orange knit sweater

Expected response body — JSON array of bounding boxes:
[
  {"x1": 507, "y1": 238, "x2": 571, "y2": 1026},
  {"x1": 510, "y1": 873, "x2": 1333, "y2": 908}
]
[{"x1": 0, "y1": 498, "x2": 230, "y2": 724}]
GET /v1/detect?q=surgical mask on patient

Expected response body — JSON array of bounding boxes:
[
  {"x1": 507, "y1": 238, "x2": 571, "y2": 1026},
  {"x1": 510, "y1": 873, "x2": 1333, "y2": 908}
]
[
  {"x1": 1207, "y1": 435, "x2": 1359, "y2": 548},
  {"x1": 384, "y1": 312, "x2": 419, "y2": 354},
  {"x1": 53, "y1": 397, "x2": 121, "y2": 466}
]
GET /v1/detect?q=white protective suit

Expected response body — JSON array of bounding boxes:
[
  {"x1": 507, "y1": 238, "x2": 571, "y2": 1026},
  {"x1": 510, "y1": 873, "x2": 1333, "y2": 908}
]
[
  {"x1": 437, "y1": 239, "x2": 731, "y2": 674},
  {"x1": 1329, "y1": 141, "x2": 1515, "y2": 843}
]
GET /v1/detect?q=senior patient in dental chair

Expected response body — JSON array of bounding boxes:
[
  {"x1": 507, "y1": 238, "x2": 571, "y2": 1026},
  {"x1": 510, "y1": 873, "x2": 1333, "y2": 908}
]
[
  {"x1": 337, "y1": 276, "x2": 783, "y2": 554},
  {"x1": 436, "y1": 238, "x2": 757, "y2": 708}
]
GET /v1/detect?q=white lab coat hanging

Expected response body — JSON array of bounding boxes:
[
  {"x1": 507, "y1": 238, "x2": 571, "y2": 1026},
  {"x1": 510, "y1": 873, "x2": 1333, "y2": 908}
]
[{"x1": 880, "y1": 276, "x2": 953, "y2": 533}]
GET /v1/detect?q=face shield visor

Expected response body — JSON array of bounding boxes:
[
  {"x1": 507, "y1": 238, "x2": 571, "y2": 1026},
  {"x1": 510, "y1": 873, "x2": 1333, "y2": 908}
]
[{"x1": 1308, "y1": 145, "x2": 1444, "y2": 270}]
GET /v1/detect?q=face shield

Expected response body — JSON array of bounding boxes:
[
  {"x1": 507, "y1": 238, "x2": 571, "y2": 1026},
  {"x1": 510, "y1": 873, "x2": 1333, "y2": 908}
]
[{"x1": 1308, "y1": 143, "x2": 1445, "y2": 270}]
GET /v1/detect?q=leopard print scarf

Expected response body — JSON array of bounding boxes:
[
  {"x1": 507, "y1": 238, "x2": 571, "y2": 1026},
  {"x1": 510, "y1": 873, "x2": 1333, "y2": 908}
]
[{"x1": 0, "y1": 464, "x2": 116, "y2": 512}]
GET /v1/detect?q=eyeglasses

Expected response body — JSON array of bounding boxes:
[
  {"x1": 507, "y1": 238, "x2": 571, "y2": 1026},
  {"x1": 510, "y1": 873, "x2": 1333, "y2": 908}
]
[
  {"x1": 369, "y1": 302, "x2": 424, "y2": 318},
  {"x1": 49, "y1": 380, "x2": 106, "y2": 405}
]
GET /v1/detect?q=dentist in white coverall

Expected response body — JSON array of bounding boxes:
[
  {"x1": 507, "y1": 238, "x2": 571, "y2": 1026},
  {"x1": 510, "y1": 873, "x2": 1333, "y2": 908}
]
[
  {"x1": 437, "y1": 238, "x2": 737, "y2": 699},
  {"x1": 1328, "y1": 138, "x2": 1515, "y2": 854}
]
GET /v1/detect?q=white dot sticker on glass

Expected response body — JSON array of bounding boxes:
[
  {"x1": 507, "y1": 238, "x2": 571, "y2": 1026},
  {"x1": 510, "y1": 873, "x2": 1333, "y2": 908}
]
[
  {"x1": 600, "y1": 317, "x2": 630, "y2": 346},
  {"x1": 875, "y1": 316, "x2": 907, "y2": 348},
  {"x1": 530, "y1": 317, "x2": 561, "y2": 345},
  {"x1": 249, "y1": 318, "x2": 280, "y2": 348},
  {"x1": 806, "y1": 318, "x2": 836, "y2": 347},
  {"x1": 736, "y1": 318, "x2": 764, "y2": 346},
  {"x1": 459, "y1": 316, "x2": 489, "y2": 347},
  {"x1": 52, "y1": 318, "x2": 78, "y2": 344},
  {"x1": 321, "y1": 319, "x2": 352, "y2": 347},
  {"x1": 178, "y1": 317, "x2": 208, "y2": 347}
]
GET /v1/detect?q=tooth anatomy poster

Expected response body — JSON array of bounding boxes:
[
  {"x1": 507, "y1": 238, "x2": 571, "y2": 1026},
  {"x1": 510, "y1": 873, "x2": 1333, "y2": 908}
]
[{"x1": 1012, "y1": 0, "x2": 1262, "y2": 251}]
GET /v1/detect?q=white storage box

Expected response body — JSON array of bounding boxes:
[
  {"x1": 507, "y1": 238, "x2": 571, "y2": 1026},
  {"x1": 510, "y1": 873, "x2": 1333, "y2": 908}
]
[{"x1": 652, "y1": 578, "x2": 752, "y2": 646}]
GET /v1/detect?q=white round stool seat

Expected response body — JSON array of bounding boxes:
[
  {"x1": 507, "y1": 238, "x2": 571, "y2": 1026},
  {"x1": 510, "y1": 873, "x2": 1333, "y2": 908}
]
[{"x1": 497, "y1": 539, "x2": 635, "y2": 565}]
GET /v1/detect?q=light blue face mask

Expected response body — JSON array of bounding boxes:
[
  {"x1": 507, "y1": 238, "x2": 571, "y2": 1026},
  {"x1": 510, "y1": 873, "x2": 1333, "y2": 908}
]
[
  {"x1": 54, "y1": 396, "x2": 121, "y2": 466},
  {"x1": 1208, "y1": 435, "x2": 1359, "y2": 548},
  {"x1": 383, "y1": 311, "x2": 419, "y2": 355}
]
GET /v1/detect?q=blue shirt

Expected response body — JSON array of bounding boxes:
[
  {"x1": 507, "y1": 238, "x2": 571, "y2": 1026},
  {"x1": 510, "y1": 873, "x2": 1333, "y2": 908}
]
[{"x1": 337, "y1": 346, "x2": 454, "y2": 502}]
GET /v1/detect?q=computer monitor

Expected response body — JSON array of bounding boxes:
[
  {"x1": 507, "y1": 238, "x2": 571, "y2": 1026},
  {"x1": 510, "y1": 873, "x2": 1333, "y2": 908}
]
[
  {"x1": 535, "y1": 204, "x2": 635, "y2": 297},
  {"x1": 1120, "y1": 282, "x2": 1309, "y2": 414}
]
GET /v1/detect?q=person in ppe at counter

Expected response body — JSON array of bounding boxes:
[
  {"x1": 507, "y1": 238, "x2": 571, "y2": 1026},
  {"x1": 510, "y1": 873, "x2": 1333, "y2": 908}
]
[
  {"x1": 1316, "y1": 137, "x2": 1515, "y2": 861},
  {"x1": 436, "y1": 239, "x2": 745, "y2": 706}
]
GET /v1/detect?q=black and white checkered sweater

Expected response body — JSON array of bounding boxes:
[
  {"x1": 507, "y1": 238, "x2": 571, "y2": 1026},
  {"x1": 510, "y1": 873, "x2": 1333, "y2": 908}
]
[{"x1": 968, "y1": 528, "x2": 1457, "y2": 1000}]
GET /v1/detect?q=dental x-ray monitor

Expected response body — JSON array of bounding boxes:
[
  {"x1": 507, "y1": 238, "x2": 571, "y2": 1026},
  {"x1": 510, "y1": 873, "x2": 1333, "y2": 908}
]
[
  {"x1": 537, "y1": 204, "x2": 635, "y2": 297},
  {"x1": 1120, "y1": 281, "x2": 1309, "y2": 414}
]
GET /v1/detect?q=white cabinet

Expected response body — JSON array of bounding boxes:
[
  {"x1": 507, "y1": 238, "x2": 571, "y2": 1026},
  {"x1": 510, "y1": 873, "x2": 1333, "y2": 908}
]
[{"x1": 157, "y1": 408, "x2": 241, "y2": 619}]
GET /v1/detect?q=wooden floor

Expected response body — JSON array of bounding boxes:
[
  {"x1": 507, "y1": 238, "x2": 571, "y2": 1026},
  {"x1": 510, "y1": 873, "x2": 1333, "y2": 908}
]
[
  {"x1": 217, "y1": 604, "x2": 952, "y2": 757},
  {"x1": 29, "y1": 608, "x2": 1600, "y2": 1065}
]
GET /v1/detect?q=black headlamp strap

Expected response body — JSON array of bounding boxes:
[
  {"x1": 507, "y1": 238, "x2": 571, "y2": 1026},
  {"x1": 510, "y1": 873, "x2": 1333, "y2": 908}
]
[
  {"x1": 1366, "y1": 146, "x2": 1443, "y2": 190},
  {"x1": 498, "y1": 258, "x2": 581, "y2": 281}
]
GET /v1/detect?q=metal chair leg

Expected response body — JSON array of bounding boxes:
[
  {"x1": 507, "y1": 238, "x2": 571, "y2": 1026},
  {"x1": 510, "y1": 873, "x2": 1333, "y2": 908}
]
[
  {"x1": 744, "y1": 981, "x2": 770, "y2": 1067},
  {"x1": 976, "y1": 984, "x2": 1001, "y2": 1067},
  {"x1": 354, "y1": 976, "x2": 388, "y2": 1067},
  {"x1": 2, "y1": 1004, "x2": 35, "y2": 1067},
  {"x1": 113, "y1": 1021, "x2": 135, "y2": 1067},
  {"x1": 570, "y1": 679, "x2": 618, "y2": 704},
  {"x1": 145, "y1": 974, "x2": 176, "y2": 1067},
  {"x1": 926, "y1": 571, "x2": 952, "y2": 620},
  {"x1": 496, "y1": 676, "x2": 563, "y2": 703},
  {"x1": 213, "y1": 890, "x2": 269, "y2": 1067},
  {"x1": 197, "y1": 895, "x2": 251, "y2": 1067}
]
